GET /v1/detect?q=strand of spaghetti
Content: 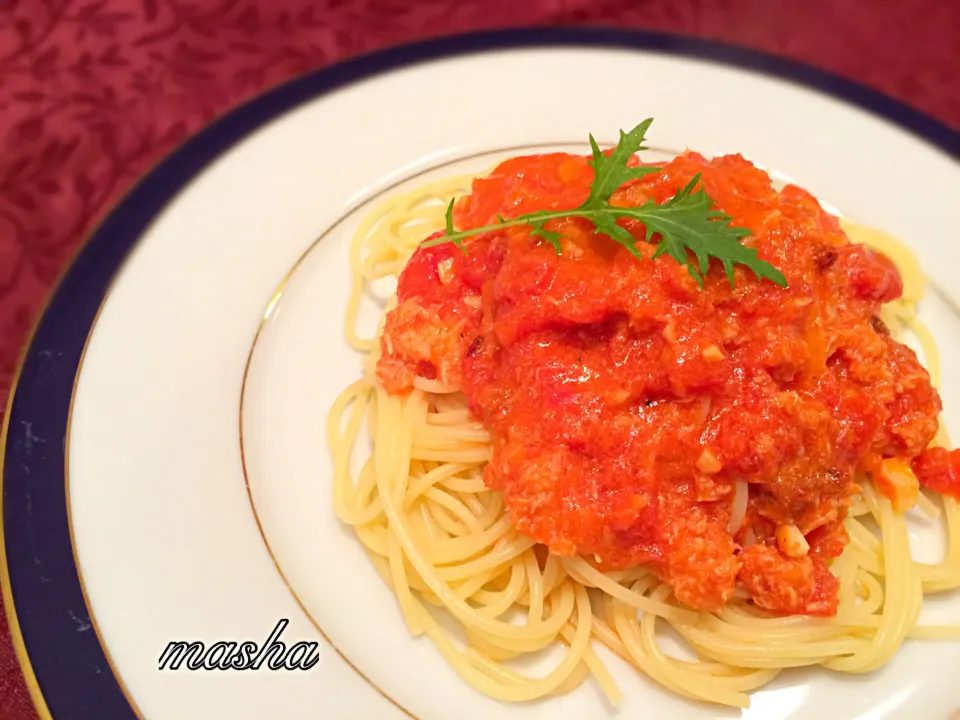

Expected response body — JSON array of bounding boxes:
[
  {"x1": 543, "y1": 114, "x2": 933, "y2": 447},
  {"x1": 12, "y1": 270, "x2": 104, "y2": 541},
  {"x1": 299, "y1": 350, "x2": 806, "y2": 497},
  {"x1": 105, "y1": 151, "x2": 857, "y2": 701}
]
[
  {"x1": 378, "y1": 392, "x2": 426, "y2": 637},
  {"x1": 411, "y1": 446, "x2": 492, "y2": 463},
  {"x1": 413, "y1": 377, "x2": 460, "y2": 394},
  {"x1": 672, "y1": 619, "x2": 866, "y2": 664},
  {"x1": 445, "y1": 563, "x2": 570, "y2": 653},
  {"x1": 592, "y1": 609, "x2": 772, "y2": 692},
  {"x1": 699, "y1": 613, "x2": 862, "y2": 642},
  {"x1": 420, "y1": 487, "x2": 485, "y2": 534},
  {"x1": 910, "y1": 316, "x2": 941, "y2": 386},
  {"x1": 849, "y1": 501, "x2": 870, "y2": 518},
  {"x1": 328, "y1": 381, "x2": 384, "y2": 525},
  {"x1": 524, "y1": 552, "x2": 545, "y2": 623},
  {"x1": 338, "y1": 455, "x2": 380, "y2": 527},
  {"x1": 331, "y1": 174, "x2": 960, "y2": 708},
  {"x1": 460, "y1": 492, "x2": 488, "y2": 520},
  {"x1": 426, "y1": 409, "x2": 475, "y2": 426},
  {"x1": 335, "y1": 470, "x2": 385, "y2": 533},
  {"x1": 824, "y1": 485, "x2": 919, "y2": 673},
  {"x1": 438, "y1": 567, "x2": 502, "y2": 603},
  {"x1": 413, "y1": 434, "x2": 490, "y2": 454},
  {"x1": 354, "y1": 523, "x2": 388, "y2": 557},
  {"x1": 641, "y1": 584, "x2": 756, "y2": 706},
  {"x1": 845, "y1": 525, "x2": 884, "y2": 576},
  {"x1": 424, "y1": 501, "x2": 469, "y2": 538},
  {"x1": 916, "y1": 489, "x2": 942, "y2": 519},
  {"x1": 864, "y1": 482, "x2": 885, "y2": 518},
  {"x1": 381, "y1": 394, "x2": 592, "y2": 660},
  {"x1": 346, "y1": 179, "x2": 473, "y2": 349},
  {"x1": 435, "y1": 534, "x2": 536, "y2": 582},
  {"x1": 388, "y1": 529, "x2": 426, "y2": 636},
  {"x1": 415, "y1": 500, "x2": 443, "y2": 543},
  {"x1": 388, "y1": 396, "x2": 417, "y2": 505},
  {"x1": 909, "y1": 625, "x2": 960, "y2": 639},
  {"x1": 439, "y1": 475, "x2": 488, "y2": 494},
  {"x1": 464, "y1": 627, "x2": 523, "y2": 663},
  {"x1": 433, "y1": 393, "x2": 467, "y2": 414},
  {"x1": 472, "y1": 491, "x2": 504, "y2": 528},
  {"x1": 472, "y1": 561, "x2": 527, "y2": 618},
  {"x1": 467, "y1": 648, "x2": 589, "y2": 697},
  {"x1": 412, "y1": 424, "x2": 492, "y2": 445},
  {"x1": 558, "y1": 624, "x2": 623, "y2": 704},
  {"x1": 717, "y1": 604, "x2": 831, "y2": 629},
  {"x1": 675, "y1": 662, "x2": 780, "y2": 692},
  {"x1": 541, "y1": 554, "x2": 565, "y2": 595},
  {"x1": 374, "y1": 390, "x2": 576, "y2": 644},
  {"x1": 589, "y1": 611, "x2": 644, "y2": 672},
  {"x1": 917, "y1": 496, "x2": 960, "y2": 591},
  {"x1": 854, "y1": 569, "x2": 884, "y2": 617},
  {"x1": 561, "y1": 556, "x2": 698, "y2": 624},
  {"x1": 363, "y1": 258, "x2": 407, "y2": 280},
  {"x1": 847, "y1": 516, "x2": 882, "y2": 552},
  {"x1": 404, "y1": 462, "x2": 473, "y2": 509},
  {"x1": 426, "y1": 566, "x2": 508, "y2": 610},
  {"x1": 832, "y1": 549, "x2": 862, "y2": 626},
  {"x1": 473, "y1": 580, "x2": 533, "y2": 610},
  {"x1": 358, "y1": 186, "x2": 451, "y2": 262},
  {"x1": 472, "y1": 558, "x2": 527, "y2": 618},
  {"x1": 426, "y1": 516, "x2": 513, "y2": 565},
  {"x1": 846, "y1": 547, "x2": 883, "y2": 577},
  {"x1": 424, "y1": 582, "x2": 602, "y2": 702},
  {"x1": 460, "y1": 644, "x2": 591, "y2": 696},
  {"x1": 428, "y1": 488, "x2": 476, "y2": 540},
  {"x1": 609, "y1": 595, "x2": 702, "y2": 701}
]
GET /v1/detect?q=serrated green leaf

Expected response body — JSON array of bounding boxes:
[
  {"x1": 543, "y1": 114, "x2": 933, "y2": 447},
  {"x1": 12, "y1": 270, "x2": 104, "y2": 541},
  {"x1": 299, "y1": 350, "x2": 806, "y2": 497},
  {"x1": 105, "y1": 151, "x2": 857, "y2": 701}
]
[
  {"x1": 444, "y1": 199, "x2": 456, "y2": 235},
  {"x1": 636, "y1": 178, "x2": 785, "y2": 288},
  {"x1": 529, "y1": 220, "x2": 563, "y2": 253},
  {"x1": 582, "y1": 120, "x2": 661, "y2": 207},
  {"x1": 420, "y1": 119, "x2": 788, "y2": 291},
  {"x1": 590, "y1": 213, "x2": 642, "y2": 258},
  {"x1": 588, "y1": 134, "x2": 603, "y2": 164}
]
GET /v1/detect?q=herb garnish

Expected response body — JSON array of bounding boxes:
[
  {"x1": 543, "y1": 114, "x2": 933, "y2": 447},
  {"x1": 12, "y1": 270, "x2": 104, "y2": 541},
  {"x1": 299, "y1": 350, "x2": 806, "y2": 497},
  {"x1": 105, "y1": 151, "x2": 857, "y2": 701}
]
[{"x1": 421, "y1": 119, "x2": 787, "y2": 289}]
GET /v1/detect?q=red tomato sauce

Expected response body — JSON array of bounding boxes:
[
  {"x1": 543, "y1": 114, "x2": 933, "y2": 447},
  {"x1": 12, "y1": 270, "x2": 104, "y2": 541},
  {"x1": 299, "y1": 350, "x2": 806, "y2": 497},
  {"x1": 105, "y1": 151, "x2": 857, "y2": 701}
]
[
  {"x1": 376, "y1": 151, "x2": 942, "y2": 615},
  {"x1": 913, "y1": 447, "x2": 960, "y2": 500}
]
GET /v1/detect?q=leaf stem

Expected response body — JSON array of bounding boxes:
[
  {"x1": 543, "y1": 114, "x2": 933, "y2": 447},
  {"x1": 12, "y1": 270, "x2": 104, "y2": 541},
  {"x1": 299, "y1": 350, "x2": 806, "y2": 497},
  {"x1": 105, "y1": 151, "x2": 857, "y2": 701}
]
[
  {"x1": 423, "y1": 205, "x2": 727, "y2": 251},
  {"x1": 419, "y1": 120, "x2": 788, "y2": 289},
  {"x1": 421, "y1": 209, "x2": 588, "y2": 249}
]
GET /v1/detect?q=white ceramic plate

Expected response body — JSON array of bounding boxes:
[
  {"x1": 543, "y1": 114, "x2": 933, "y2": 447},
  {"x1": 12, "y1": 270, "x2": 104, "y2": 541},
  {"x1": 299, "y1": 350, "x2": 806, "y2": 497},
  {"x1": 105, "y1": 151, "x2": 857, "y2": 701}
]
[{"x1": 3, "y1": 29, "x2": 959, "y2": 720}]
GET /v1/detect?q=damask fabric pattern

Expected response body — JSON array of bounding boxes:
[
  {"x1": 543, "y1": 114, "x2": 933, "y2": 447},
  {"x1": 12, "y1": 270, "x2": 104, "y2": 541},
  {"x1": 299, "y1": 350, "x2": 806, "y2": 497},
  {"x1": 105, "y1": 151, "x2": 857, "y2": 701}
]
[{"x1": 0, "y1": 0, "x2": 958, "y2": 717}]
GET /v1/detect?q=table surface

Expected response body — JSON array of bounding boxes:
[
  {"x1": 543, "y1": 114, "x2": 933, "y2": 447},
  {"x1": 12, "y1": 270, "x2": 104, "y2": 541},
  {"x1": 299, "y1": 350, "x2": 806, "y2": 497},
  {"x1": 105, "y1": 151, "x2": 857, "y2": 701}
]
[{"x1": 1, "y1": 1, "x2": 958, "y2": 717}]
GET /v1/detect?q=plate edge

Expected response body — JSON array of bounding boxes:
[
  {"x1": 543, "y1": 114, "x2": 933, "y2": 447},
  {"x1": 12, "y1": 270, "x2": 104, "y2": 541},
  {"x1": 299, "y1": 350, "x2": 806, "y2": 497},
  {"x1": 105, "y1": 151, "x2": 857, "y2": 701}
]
[{"x1": 2, "y1": 26, "x2": 957, "y2": 720}]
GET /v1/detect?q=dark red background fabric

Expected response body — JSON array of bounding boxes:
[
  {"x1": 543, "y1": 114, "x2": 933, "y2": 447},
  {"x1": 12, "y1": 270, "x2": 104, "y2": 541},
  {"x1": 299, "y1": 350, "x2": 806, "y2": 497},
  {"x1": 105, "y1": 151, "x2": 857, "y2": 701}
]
[{"x1": 1, "y1": 1, "x2": 958, "y2": 717}]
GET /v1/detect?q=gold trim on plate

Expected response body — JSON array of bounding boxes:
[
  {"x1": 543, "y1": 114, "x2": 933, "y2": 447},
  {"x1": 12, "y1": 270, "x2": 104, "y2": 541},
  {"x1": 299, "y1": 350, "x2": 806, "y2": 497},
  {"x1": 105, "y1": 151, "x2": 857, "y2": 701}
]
[
  {"x1": 0, "y1": 152, "x2": 169, "y2": 719},
  {"x1": 2, "y1": 137, "x2": 659, "y2": 719},
  {"x1": 64, "y1": 300, "x2": 149, "y2": 720},
  {"x1": 8, "y1": 132, "x2": 936, "y2": 719},
  {"x1": 1, "y1": 360, "x2": 54, "y2": 720},
  {"x1": 0, "y1": 163, "x2": 159, "y2": 719},
  {"x1": 0, "y1": 56, "x2": 352, "y2": 715},
  {"x1": 236, "y1": 141, "x2": 637, "y2": 719}
]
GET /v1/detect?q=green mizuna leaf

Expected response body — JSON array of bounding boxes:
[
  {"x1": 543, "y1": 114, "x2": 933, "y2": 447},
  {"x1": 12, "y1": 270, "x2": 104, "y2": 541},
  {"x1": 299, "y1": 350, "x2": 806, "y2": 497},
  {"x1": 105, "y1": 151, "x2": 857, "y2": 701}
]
[
  {"x1": 421, "y1": 120, "x2": 788, "y2": 290},
  {"x1": 583, "y1": 119, "x2": 662, "y2": 206},
  {"x1": 529, "y1": 219, "x2": 563, "y2": 253}
]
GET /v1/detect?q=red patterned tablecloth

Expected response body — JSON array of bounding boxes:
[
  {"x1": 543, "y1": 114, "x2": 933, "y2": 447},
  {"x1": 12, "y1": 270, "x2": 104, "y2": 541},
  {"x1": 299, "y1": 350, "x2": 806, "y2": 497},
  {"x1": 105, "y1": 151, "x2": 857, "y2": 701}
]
[{"x1": 1, "y1": 1, "x2": 958, "y2": 717}]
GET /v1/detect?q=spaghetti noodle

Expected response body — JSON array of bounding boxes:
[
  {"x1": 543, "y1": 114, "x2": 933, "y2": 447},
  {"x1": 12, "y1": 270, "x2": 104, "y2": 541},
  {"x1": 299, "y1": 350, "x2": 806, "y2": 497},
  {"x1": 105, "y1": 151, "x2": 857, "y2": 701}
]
[{"x1": 329, "y1": 167, "x2": 960, "y2": 708}]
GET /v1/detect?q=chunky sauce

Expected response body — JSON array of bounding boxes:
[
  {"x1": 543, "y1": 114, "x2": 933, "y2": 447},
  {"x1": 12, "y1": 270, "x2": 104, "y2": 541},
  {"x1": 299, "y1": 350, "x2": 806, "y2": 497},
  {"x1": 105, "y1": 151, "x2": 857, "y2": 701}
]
[{"x1": 377, "y1": 151, "x2": 943, "y2": 615}]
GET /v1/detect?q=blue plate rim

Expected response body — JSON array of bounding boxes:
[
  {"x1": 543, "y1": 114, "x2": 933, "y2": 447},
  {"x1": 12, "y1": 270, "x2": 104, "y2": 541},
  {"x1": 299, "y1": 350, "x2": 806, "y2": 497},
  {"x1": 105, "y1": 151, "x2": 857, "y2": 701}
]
[{"x1": 1, "y1": 26, "x2": 957, "y2": 720}]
